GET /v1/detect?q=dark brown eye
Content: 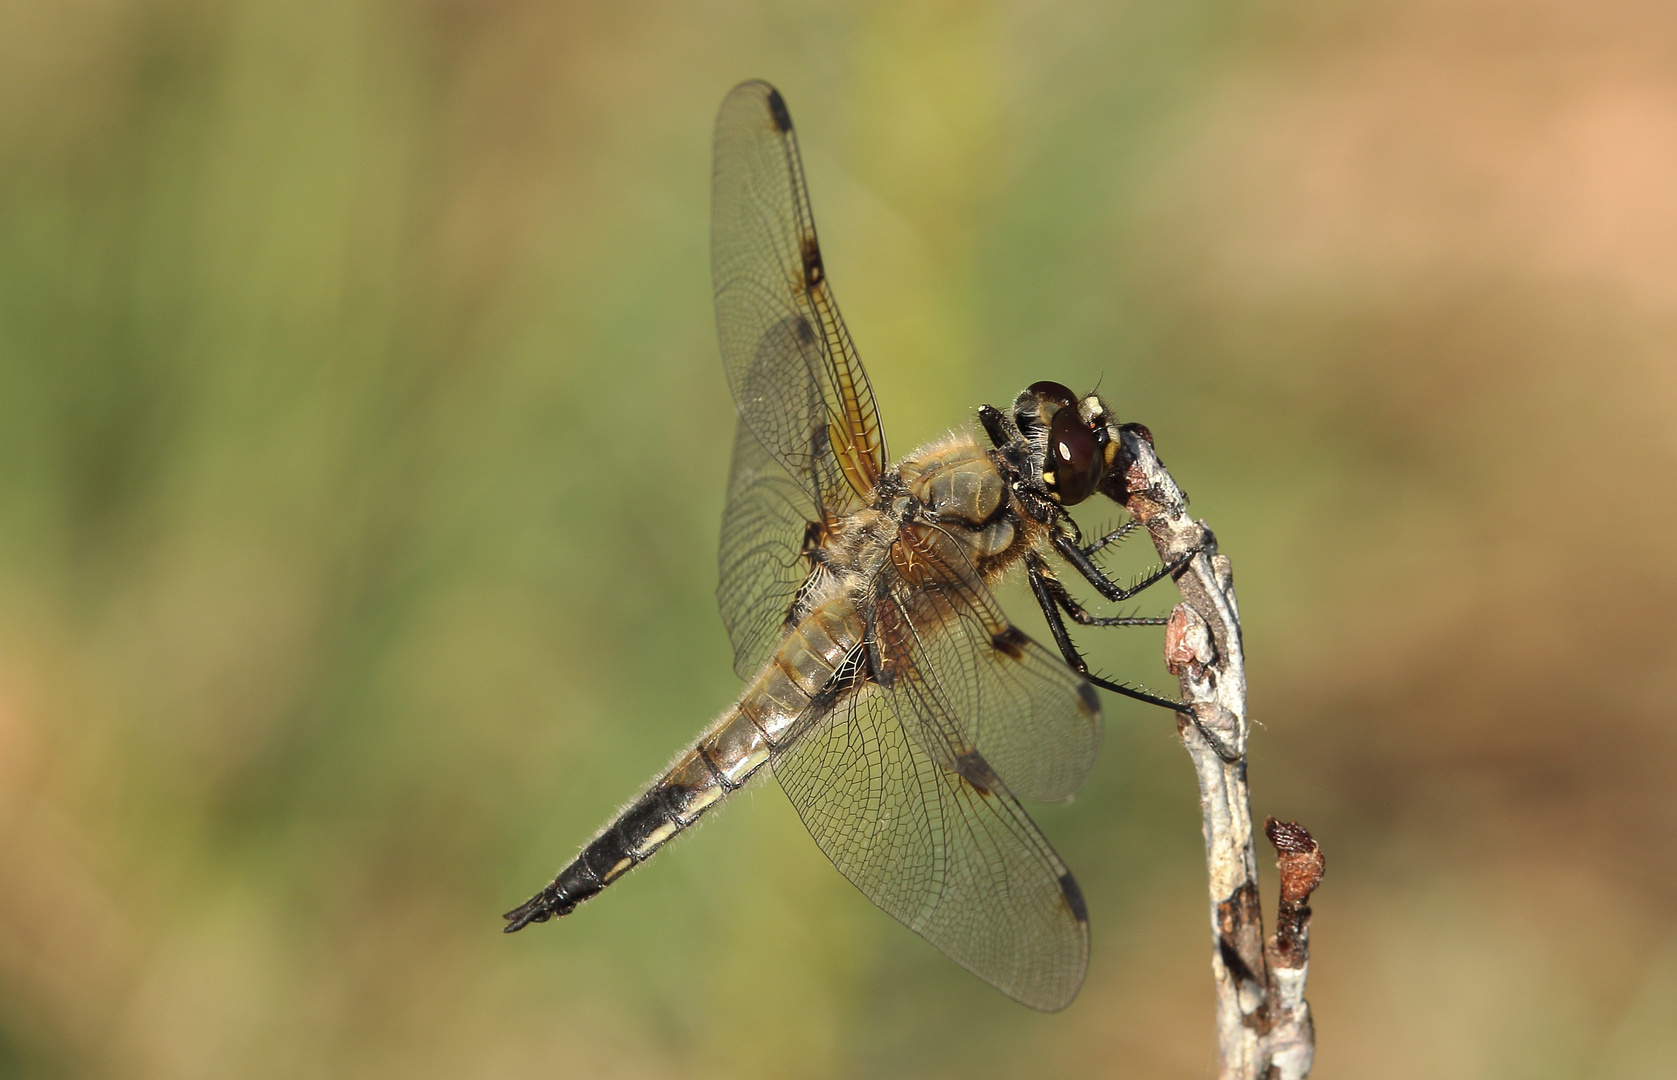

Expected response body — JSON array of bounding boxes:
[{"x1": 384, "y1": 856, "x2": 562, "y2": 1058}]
[
  {"x1": 1013, "y1": 380, "x2": 1080, "y2": 439},
  {"x1": 1048, "y1": 405, "x2": 1105, "y2": 505},
  {"x1": 1027, "y1": 381, "x2": 1078, "y2": 413}
]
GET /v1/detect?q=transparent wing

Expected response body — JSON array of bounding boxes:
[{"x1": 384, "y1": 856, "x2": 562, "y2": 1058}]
[
  {"x1": 878, "y1": 522, "x2": 1103, "y2": 803},
  {"x1": 717, "y1": 414, "x2": 831, "y2": 679},
  {"x1": 769, "y1": 521, "x2": 1101, "y2": 1010},
  {"x1": 714, "y1": 80, "x2": 1095, "y2": 1008},
  {"x1": 712, "y1": 79, "x2": 886, "y2": 506},
  {"x1": 710, "y1": 81, "x2": 887, "y2": 673},
  {"x1": 772, "y1": 683, "x2": 1090, "y2": 1012}
]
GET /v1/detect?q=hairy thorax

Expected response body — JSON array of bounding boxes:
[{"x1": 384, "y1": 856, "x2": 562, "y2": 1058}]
[{"x1": 821, "y1": 432, "x2": 1039, "y2": 590}]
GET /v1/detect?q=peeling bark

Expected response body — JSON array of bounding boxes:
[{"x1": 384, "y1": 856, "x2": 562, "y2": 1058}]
[{"x1": 1114, "y1": 426, "x2": 1323, "y2": 1079}]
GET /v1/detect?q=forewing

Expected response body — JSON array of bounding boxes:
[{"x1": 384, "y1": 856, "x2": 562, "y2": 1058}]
[
  {"x1": 717, "y1": 415, "x2": 830, "y2": 678},
  {"x1": 773, "y1": 685, "x2": 1090, "y2": 1011},
  {"x1": 711, "y1": 80, "x2": 886, "y2": 509},
  {"x1": 879, "y1": 523, "x2": 1103, "y2": 803}
]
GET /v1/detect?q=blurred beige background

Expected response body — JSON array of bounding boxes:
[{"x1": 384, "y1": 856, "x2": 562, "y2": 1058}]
[{"x1": 2, "y1": 1, "x2": 1675, "y2": 1077}]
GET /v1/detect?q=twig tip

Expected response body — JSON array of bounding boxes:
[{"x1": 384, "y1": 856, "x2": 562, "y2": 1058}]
[{"x1": 1264, "y1": 817, "x2": 1325, "y2": 902}]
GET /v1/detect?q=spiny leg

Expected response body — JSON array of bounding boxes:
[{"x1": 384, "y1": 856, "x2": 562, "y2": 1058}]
[
  {"x1": 1052, "y1": 531, "x2": 1195, "y2": 604},
  {"x1": 1034, "y1": 566, "x2": 1167, "y2": 629},
  {"x1": 1029, "y1": 560, "x2": 1239, "y2": 760},
  {"x1": 1081, "y1": 519, "x2": 1142, "y2": 558},
  {"x1": 1026, "y1": 558, "x2": 1187, "y2": 713}
]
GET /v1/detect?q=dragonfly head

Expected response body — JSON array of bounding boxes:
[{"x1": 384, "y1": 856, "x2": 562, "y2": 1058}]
[{"x1": 1010, "y1": 381, "x2": 1122, "y2": 507}]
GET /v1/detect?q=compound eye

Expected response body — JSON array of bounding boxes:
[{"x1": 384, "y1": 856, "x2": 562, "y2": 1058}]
[
  {"x1": 1049, "y1": 405, "x2": 1104, "y2": 505},
  {"x1": 1027, "y1": 381, "x2": 1079, "y2": 414}
]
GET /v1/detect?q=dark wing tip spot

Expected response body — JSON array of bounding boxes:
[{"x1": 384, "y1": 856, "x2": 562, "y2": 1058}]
[
  {"x1": 990, "y1": 625, "x2": 1029, "y2": 660},
  {"x1": 1077, "y1": 681, "x2": 1101, "y2": 716},
  {"x1": 1059, "y1": 873, "x2": 1089, "y2": 923},
  {"x1": 766, "y1": 87, "x2": 793, "y2": 132}
]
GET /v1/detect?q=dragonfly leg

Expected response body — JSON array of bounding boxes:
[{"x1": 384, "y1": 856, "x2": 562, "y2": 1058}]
[
  {"x1": 1032, "y1": 562, "x2": 1167, "y2": 628},
  {"x1": 1026, "y1": 559, "x2": 1187, "y2": 714},
  {"x1": 1053, "y1": 531, "x2": 1195, "y2": 604},
  {"x1": 978, "y1": 403, "x2": 1015, "y2": 449},
  {"x1": 1028, "y1": 559, "x2": 1241, "y2": 758},
  {"x1": 1080, "y1": 519, "x2": 1142, "y2": 558}
]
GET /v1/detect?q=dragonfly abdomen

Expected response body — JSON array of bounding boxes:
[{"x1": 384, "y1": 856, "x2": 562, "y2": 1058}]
[
  {"x1": 503, "y1": 598, "x2": 866, "y2": 933},
  {"x1": 502, "y1": 719, "x2": 748, "y2": 931}
]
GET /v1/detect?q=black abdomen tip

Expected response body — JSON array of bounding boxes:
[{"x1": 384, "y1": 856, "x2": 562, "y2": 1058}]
[{"x1": 502, "y1": 886, "x2": 574, "y2": 932}]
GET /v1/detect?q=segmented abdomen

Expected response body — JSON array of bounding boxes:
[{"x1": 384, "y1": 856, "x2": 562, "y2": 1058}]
[{"x1": 503, "y1": 597, "x2": 864, "y2": 929}]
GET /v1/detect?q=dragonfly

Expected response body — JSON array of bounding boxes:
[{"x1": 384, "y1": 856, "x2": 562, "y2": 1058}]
[{"x1": 504, "y1": 80, "x2": 1193, "y2": 1012}]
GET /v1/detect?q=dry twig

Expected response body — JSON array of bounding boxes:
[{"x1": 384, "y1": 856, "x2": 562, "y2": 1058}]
[{"x1": 1111, "y1": 425, "x2": 1324, "y2": 1079}]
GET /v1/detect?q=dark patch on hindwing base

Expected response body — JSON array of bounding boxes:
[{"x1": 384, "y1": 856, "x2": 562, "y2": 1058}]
[
  {"x1": 800, "y1": 519, "x2": 824, "y2": 558},
  {"x1": 782, "y1": 518, "x2": 828, "y2": 633},
  {"x1": 1059, "y1": 873, "x2": 1088, "y2": 923},
  {"x1": 990, "y1": 625, "x2": 1029, "y2": 660},
  {"x1": 1076, "y1": 681, "x2": 1101, "y2": 715}
]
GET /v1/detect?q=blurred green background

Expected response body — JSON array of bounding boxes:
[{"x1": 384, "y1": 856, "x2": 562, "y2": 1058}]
[{"x1": 3, "y1": 1, "x2": 1676, "y2": 1077}]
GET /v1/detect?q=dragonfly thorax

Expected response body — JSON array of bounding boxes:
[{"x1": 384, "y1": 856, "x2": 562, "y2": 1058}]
[
  {"x1": 896, "y1": 434, "x2": 1010, "y2": 527},
  {"x1": 885, "y1": 434, "x2": 1031, "y2": 573}
]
